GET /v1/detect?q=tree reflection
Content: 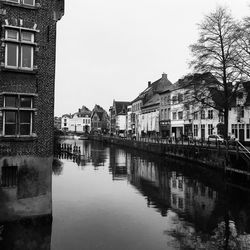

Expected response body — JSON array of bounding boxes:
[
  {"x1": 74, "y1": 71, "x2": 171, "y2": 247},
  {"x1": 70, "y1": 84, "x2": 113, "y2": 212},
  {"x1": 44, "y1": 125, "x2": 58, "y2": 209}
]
[
  {"x1": 52, "y1": 158, "x2": 63, "y2": 176},
  {"x1": 165, "y1": 219, "x2": 250, "y2": 249}
]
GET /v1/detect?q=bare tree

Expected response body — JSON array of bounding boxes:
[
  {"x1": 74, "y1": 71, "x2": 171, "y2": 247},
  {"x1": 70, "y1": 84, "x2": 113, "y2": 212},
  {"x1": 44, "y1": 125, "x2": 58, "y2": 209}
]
[
  {"x1": 234, "y1": 17, "x2": 250, "y2": 79},
  {"x1": 190, "y1": 7, "x2": 242, "y2": 138}
]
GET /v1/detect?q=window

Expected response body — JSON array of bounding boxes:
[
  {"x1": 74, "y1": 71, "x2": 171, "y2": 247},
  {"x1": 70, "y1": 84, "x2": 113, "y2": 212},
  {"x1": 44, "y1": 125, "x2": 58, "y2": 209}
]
[
  {"x1": 178, "y1": 93, "x2": 183, "y2": 103},
  {"x1": 201, "y1": 110, "x2": 205, "y2": 119},
  {"x1": 201, "y1": 124, "x2": 205, "y2": 138},
  {"x1": 172, "y1": 96, "x2": 177, "y2": 104},
  {"x1": 6, "y1": 0, "x2": 35, "y2": 6},
  {"x1": 178, "y1": 198, "x2": 184, "y2": 209},
  {"x1": 172, "y1": 194, "x2": 177, "y2": 206},
  {"x1": 208, "y1": 124, "x2": 213, "y2": 135},
  {"x1": 5, "y1": 28, "x2": 35, "y2": 70},
  {"x1": 172, "y1": 179, "x2": 177, "y2": 188},
  {"x1": 247, "y1": 124, "x2": 250, "y2": 139},
  {"x1": 172, "y1": 112, "x2": 177, "y2": 120},
  {"x1": 208, "y1": 110, "x2": 213, "y2": 119},
  {"x1": 2, "y1": 94, "x2": 34, "y2": 136},
  {"x1": 194, "y1": 124, "x2": 198, "y2": 136},
  {"x1": 232, "y1": 124, "x2": 238, "y2": 138},
  {"x1": 1, "y1": 166, "x2": 17, "y2": 187},
  {"x1": 219, "y1": 111, "x2": 224, "y2": 123},
  {"x1": 178, "y1": 111, "x2": 183, "y2": 120},
  {"x1": 178, "y1": 179, "x2": 183, "y2": 191},
  {"x1": 241, "y1": 106, "x2": 244, "y2": 118},
  {"x1": 194, "y1": 112, "x2": 198, "y2": 120}
]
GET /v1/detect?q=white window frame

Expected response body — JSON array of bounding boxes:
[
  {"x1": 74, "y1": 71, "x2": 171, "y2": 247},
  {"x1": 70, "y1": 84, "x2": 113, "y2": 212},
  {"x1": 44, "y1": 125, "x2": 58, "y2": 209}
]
[
  {"x1": 2, "y1": 95, "x2": 34, "y2": 137},
  {"x1": 5, "y1": 43, "x2": 19, "y2": 68},
  {"x1": 6, "y1": 0, "x2": 35, "y2": 6},
  {"x1": 20, "y1": 45, "x2": 34, "y2": 69},
  {"x1": 5, "y1": 28, "x2": 35, "y2": 70},
  {"x1": 23, "y1": 0, "x2": 35, "y2": 6}
]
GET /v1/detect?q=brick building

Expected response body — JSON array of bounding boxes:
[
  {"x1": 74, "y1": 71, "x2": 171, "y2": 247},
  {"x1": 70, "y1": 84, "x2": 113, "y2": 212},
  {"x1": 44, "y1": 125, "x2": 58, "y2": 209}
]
[
  {"x1": 91, "y1": 104, "x2": 109, "y2": 134},
  {"x1": 0, "y1": 0, "x2": 64, "y2": 221}
]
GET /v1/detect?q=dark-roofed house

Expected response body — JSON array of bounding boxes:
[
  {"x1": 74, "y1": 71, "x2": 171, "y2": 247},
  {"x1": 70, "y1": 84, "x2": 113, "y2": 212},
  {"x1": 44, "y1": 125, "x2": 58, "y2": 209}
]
[
  {"x1": 109, "y1": 100, "x2": 130, "y2": 135},
  {"x1": 170, "y1": 72, "x2": 220, "y2": 140},
  {"x1": 91, "y1": 105, "x2": 109, "y2": 134},
  {"x1": 132, "y1": 73, "x2": 172, "y2": 137}
]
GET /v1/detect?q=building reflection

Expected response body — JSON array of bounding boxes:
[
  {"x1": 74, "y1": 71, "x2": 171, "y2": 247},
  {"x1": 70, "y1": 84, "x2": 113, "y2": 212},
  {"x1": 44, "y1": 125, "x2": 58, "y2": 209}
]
[
  {"x1": 0, "y1": 215, "x2": 51, "y2": 250},
  {"x1": 109, "y1": 146, "x2": 129, "y2": 181},
  {"x1": 91, "y1": 141, "x2": 108, "y2": 169},
  {"x1": 127, "y1": 152, "x2": 218, "y2": 229},
  {"x1": 58, "y1": 140, "x2": 108, "y2": 169}
]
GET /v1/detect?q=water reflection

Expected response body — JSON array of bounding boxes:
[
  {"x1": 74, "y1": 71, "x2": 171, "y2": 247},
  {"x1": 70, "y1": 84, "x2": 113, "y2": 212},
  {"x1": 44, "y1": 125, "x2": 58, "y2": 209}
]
[
  {"x1": 0, "y1": 216, "x2": 52, "y2": 250},
  {"x1": 108, "y1": 146, "x2": 250, "y2": 249},
  {"x1": 29, "y1": 140, "x2": 248, "y2": 249}
]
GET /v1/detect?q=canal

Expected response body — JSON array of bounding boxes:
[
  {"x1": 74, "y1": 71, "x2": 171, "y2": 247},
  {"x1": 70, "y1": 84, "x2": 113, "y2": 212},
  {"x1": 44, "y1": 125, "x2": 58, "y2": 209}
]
[
  {"x1": 51, "y1": 139, "x2": 250, "y2": 250},
  {"x1": 0, "y1": 139, "x2": 250, "y2": 249}
]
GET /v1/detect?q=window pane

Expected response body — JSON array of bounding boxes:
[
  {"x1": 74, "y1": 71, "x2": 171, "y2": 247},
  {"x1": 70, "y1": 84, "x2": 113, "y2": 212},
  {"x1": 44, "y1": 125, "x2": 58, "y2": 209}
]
[
  {"x1": 5, "y1": 96, "x2": 17, "y2": 107},
  {"x1": 6, "y1": 30, "x2": 18, "y2": 40},
  {"x1": 21, "y1": 32, "x2": 34, "y2": 42},
  {"x1": 6, "y1": 44, "x2": 18, "y2": 67},
  {"x1": 20, "y1": 124, "x2": 30, "y2": 135},
  {"x1": 20, "y1": 111, "x2": 31, "y2": 123},
  {"x1": 20, "y1": 97, "x2": 32, "y2": 108},
  {"x1": 5, "y1": 124, "x2": 16, "y2": 135},
  {"x1": 23, "y1": 0, "x2": 34, "y2": 5},
  {"x1": 5, "y1": 111, "x2": 16, "y2": 123},
  {"x1": 21, "y1": 45, "x2": 32, "y2": 68}
]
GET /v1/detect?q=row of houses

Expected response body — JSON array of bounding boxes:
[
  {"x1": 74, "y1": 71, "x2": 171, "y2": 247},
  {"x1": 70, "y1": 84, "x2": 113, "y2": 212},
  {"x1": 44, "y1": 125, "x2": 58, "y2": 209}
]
[
  {"x1": 110, "y1": 72, "x2": 250, "y2": 142},
  {"x1": 59, "y1": 104, "x2": 109, "y2": 134}
]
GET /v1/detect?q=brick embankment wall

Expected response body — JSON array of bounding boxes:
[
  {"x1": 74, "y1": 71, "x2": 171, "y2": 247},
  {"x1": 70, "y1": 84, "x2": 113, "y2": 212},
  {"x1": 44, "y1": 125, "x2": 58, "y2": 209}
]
[{"x1": 90, "y1": 136, "x2": 249, "y2": 175}]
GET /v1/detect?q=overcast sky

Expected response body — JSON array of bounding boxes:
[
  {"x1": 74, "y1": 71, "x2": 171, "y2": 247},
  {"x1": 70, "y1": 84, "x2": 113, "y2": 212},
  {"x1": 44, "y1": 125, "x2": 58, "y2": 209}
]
[{"x1": 54, "y1": 0, "x2": 250, "y2": 116}]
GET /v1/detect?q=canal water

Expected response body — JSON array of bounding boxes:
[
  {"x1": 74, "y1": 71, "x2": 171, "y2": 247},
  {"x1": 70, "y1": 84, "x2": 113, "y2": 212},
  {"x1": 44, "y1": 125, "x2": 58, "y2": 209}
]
[
  {"x1": 0, "y1": 139, "x2": 250, "y2": 249},
  {"x1": 51, "y1": 139, "x2": 250, "y2": 250}
]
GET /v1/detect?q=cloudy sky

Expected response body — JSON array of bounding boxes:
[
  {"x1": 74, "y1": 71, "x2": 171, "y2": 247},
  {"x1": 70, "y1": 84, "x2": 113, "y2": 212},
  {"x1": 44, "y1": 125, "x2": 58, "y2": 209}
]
[{"x1": 55, "y1": 0, "x2": 250, "y2": 116}]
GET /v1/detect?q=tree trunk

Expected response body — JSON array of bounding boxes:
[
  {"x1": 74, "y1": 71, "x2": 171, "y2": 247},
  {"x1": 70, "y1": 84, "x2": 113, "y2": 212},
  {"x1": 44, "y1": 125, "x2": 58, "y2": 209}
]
[{"x1": 224, "y1": 108, "x2": 229, "y2": 140}]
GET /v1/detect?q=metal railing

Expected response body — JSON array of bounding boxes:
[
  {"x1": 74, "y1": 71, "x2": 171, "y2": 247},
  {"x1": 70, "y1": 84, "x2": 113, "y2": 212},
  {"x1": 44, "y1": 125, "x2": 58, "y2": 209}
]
[{"x1": 237, "y1": 141, "x2": 250, "y2": 161}]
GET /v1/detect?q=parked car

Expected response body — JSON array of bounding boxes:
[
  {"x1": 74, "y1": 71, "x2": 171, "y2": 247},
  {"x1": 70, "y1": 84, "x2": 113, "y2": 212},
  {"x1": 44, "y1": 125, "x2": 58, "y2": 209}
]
[{"x1": 208, "y1": 135, "x2": 225, "y2": 143}]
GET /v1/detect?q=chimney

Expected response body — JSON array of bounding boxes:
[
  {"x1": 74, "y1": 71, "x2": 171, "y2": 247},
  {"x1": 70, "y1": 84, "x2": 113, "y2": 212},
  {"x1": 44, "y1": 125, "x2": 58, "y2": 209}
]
[
  {"x1": 148, "y1": 81, "x2": 151, "y2": 87},
  {"x1": 162, "y1": 73, "x2": 168, "y2": 79},
  {"x1": 78, "y1": 108, "x2": 81, "y2": 112}
]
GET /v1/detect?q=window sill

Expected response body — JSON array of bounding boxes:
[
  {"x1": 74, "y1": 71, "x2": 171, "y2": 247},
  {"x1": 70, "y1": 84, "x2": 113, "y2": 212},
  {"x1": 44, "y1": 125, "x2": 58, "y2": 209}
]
[
  {"x1": 2, "y1": 1, "x2": 39, "y2": 10},
  {"x1": 1, "y1": 67, "x2": 37, "y2": 74},
  {"x1": 0, "y1": 135, "x2": 38, "y2": 142}
]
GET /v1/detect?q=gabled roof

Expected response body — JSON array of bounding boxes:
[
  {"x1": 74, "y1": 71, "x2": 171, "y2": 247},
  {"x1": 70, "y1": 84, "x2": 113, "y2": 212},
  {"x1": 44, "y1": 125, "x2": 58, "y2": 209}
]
[
  {"x1": 113, "y1": 101, "x2": 130, "y2": 115},
  {"x1": 209, "y1": 87, "x2": 236, "y2": 109},
  {"x1": 141, "y1": 94, "x2": 160, "y2": 109},
  {"x1": 62, "y1": 114, "x2": 72, "y2": 118},
  {"x1": 170, "y1": 72, "x2": 219, "y2": 92},
  {"x1": 132, "y1": 73, "x2": 172, "y2": 104}
]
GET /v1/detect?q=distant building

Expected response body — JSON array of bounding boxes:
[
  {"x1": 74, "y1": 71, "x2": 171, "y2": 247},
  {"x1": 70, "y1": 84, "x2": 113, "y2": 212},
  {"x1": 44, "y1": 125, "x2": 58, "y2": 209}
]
[
  {"x1": 91, "y1": 104, "x2": 109, "y2": 134},
  {"x1": 61, "y1": 106, "x2": 91, "y2": 133},
  {"x1": 109, "y1": 100, "x2": 130, "y2": 135},
  {"x1": 54, "y1": 117, "x2": 62, "y2": 130},
  {"x1": 132, "y1": 73, "x2": 172, "y2": 137}
]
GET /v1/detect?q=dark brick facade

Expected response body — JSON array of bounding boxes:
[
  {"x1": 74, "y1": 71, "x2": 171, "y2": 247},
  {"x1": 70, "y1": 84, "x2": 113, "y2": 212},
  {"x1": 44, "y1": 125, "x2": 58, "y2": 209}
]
[{"x1": 0, "y1": 0, "x2": 64, "y2": 157}]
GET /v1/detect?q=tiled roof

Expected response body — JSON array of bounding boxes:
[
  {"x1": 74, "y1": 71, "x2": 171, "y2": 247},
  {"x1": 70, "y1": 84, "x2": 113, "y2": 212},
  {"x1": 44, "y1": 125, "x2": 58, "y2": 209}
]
[
  {"x1": 132, "y1": 74, "x2": 173, "y2": 104},
  {"x1": 114, "y1": 101, "x2": 130, "y2": 115}
]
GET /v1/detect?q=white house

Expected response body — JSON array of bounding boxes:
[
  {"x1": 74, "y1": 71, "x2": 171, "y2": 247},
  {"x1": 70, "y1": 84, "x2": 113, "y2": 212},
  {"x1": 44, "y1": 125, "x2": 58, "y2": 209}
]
[{"x1": 61, "y1": 106, "x2": 91, "y2": 133}]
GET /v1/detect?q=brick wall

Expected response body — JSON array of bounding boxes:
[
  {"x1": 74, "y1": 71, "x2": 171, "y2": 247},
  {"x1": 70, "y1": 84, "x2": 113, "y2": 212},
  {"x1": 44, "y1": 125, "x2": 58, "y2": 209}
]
[{"x1": 0, "y1": 0, "x2": 64, "y2": 157}]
